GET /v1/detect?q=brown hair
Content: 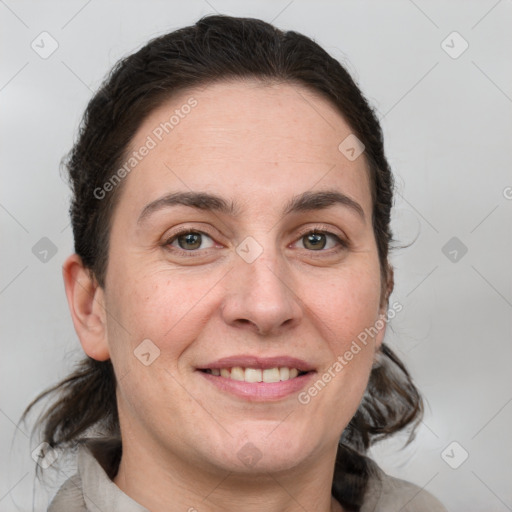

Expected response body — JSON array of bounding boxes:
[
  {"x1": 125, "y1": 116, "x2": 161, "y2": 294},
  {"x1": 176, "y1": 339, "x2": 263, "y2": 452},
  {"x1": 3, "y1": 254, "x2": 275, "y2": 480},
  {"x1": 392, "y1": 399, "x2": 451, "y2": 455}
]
[{"x1": 21, "y1": 15, "x2": 422, "y2": 511}]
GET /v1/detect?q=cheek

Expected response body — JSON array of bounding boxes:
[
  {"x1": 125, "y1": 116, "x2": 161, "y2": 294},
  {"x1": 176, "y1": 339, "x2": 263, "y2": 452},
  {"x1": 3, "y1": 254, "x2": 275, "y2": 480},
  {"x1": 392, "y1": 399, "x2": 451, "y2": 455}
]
[
  {"x1": 297, "y1": 264, "x2": 382, "y2": 424},
  {"x1": 104, "y1": 270, "x2": 212, "y2": 430},
  {"x1": 311, "y1": 262, "x2": 382, "y2": 347},
  {"x1": 105, "y1": 266, "x2": 219, "y2": 366}
]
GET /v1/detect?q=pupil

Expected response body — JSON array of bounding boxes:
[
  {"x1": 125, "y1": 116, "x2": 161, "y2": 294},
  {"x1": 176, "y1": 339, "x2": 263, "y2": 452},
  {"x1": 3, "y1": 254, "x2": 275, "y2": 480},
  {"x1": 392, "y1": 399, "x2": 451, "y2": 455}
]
[
  {"x1": 179, "y1": 233, "x2": 201, "y2": 250},
  {"x1": 305, "y1": 233, "x2": 325, "y2": 250}
]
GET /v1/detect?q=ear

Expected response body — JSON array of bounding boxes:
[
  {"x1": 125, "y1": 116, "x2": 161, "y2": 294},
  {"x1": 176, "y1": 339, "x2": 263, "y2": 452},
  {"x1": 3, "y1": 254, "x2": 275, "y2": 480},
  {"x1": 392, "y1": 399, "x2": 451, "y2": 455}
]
[
  {"x1": 62, "y1": 254, "x2": 110, "y2": 361},
  {"x1": 375, "y1": 263, "x2": 394, "y2": 351}
]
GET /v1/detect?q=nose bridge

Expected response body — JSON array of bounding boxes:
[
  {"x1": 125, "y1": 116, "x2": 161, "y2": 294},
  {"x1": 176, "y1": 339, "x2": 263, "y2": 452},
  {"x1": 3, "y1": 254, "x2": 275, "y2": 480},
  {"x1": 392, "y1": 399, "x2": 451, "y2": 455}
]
[
  {"x1": 242, "y1": 249, "x2": 288, "y2": 300},
  {"x1": 221, "y1": 236, "x2": 302, "y2": 335}
]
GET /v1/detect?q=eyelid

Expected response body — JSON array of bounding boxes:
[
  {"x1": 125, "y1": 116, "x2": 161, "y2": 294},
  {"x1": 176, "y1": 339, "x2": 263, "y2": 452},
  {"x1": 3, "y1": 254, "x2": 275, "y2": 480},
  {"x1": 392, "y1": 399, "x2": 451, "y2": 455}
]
[{"x1": 294, "y1": 223, "x2": 346, "y2": 240}]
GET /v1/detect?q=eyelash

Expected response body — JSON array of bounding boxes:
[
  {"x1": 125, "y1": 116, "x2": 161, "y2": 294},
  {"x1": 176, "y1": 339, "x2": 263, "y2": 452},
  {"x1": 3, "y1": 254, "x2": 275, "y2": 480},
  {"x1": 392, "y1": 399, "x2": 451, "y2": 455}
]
[{"x1": 163, "y1": 225, "x2": 348, "y2": 258}]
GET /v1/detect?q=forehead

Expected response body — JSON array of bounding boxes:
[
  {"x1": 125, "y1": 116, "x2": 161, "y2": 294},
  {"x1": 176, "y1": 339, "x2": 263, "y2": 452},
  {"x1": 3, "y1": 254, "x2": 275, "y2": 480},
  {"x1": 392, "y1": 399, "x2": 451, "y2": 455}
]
[{"x1": 116, "y1": 79, "x2": 371, "y2": 217}]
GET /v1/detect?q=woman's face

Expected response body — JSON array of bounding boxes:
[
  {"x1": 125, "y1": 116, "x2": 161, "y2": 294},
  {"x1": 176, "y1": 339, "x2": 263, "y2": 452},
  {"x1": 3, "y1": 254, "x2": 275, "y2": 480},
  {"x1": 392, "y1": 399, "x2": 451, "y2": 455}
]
[{"x1": 101, "y1": 80, "x2": 388, "y2": 474}]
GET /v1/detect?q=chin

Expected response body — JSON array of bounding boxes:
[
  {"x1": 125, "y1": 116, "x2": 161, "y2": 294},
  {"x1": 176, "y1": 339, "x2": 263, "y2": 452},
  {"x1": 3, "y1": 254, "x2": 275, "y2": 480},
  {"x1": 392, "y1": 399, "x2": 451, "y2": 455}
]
[{"x1": 201, "y1": 430, "x2": 320, "y2": 475}]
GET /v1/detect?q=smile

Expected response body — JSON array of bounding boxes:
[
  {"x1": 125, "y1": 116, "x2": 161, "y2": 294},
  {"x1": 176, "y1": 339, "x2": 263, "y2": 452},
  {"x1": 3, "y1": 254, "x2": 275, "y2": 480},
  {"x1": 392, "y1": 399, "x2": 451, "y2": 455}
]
[
  {"x1": 197, "y1": 368, "x2": 316, "y2": 401},
  {"x1": 201, "y1": 366, "x2": 308, "y2": 383}
]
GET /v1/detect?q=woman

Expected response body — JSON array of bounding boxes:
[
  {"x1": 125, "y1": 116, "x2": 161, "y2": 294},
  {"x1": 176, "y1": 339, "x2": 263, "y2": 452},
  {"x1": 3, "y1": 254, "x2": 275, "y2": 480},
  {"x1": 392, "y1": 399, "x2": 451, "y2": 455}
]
[{"x1": 22, "y1": 14, "x2": 448, "y2": 512}]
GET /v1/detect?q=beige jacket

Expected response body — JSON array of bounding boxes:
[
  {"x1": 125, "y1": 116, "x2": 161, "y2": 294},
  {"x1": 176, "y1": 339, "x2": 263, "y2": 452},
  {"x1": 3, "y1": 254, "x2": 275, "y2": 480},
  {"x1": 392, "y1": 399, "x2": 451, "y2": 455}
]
[{"x1": 48, "y1": 446, "x2": 448, "y2": 512}]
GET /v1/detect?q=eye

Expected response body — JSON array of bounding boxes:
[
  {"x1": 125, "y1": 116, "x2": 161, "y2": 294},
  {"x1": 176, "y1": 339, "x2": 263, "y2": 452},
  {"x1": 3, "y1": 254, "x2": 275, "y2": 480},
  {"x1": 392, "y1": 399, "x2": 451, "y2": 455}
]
[
  {"x1": 294, "y1": 230, "x2": 346, "y2": 252},
  {"x1": 163, "y1": 227, "x2": 347, "y2": 257},
  {"x1": 165, "y1": 230, "x2": 216, "y2": 251}
]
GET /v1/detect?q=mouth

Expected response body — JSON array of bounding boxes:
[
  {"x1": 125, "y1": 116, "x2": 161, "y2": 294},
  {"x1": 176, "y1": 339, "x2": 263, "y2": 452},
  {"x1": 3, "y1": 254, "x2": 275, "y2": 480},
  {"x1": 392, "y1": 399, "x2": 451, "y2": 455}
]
[
  {"x1": 199, "y1": 366, "x2": 310, "y2": 383},
  {"x1": 195, "y1": 356, "x2": 317, "y2": 401}
]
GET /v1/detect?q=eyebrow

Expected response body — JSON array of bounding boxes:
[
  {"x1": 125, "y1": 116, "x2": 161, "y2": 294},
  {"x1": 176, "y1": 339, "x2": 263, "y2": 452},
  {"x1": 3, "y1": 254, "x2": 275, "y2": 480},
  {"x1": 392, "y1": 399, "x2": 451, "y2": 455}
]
[{"x1": 137, "y1": 189, "x2": 365, "y2": 225}]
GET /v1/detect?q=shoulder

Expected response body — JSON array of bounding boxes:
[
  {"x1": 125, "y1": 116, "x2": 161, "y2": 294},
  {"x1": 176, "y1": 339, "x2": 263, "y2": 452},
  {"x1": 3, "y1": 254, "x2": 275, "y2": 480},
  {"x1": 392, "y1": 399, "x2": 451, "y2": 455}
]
[
  {"x1": 361, "y1": 463, "x2": 448, "y2": 512},
  {"x1": 47, "y1": 440, "x2": 148, "y2": 512},
  {"x1": 47, "y1": 471, "x2": 87, "y2": 512}
]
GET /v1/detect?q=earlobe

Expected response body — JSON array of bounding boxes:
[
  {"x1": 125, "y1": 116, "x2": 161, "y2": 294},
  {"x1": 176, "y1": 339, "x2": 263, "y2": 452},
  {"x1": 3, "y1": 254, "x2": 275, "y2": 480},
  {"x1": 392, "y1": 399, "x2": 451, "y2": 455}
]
[{"x1": 62, "y1": 254, "x2": 110, "y2": 361}]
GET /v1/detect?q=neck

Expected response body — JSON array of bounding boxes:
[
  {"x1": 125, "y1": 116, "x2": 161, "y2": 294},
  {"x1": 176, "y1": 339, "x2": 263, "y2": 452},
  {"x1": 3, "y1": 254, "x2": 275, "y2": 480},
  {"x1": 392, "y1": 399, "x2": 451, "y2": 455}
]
[{"x1": 113, "y1": 436, "x2": 345, "y2": 512}]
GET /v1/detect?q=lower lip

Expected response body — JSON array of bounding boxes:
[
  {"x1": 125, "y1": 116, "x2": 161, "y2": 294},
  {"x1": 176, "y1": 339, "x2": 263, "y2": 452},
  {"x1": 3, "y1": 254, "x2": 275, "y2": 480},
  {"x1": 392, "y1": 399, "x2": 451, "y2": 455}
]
[{"x1": 197, "y1": 370, "x2": 317, "y2": 401}]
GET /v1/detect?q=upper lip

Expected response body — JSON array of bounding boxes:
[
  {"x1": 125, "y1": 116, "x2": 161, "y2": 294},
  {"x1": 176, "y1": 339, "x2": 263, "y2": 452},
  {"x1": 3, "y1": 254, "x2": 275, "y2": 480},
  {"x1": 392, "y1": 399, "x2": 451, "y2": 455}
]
[{"x1": 197, "y1": 355, "x2": 316, "y2": 372}]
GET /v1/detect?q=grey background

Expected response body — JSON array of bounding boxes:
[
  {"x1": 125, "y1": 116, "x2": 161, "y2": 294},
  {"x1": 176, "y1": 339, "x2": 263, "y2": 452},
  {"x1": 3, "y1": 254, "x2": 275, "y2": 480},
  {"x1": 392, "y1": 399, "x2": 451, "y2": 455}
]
[{"x1": 1, "y1": 1, "x2": 511, "y2": 510}]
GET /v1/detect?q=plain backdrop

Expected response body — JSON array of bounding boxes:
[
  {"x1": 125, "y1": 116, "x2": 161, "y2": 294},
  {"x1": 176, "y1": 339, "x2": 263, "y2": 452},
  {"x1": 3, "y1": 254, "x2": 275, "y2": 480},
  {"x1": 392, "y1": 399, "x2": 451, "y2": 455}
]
[{"x1": 1, "y1": 1, "x2": 511, "y2": 511}]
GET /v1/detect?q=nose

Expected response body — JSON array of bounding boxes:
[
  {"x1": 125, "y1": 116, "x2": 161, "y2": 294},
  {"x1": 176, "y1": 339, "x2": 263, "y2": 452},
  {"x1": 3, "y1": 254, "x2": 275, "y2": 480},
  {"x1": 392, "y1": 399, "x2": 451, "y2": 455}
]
[{"x1": 220, "y1": 249, "x2": 303, "y2": 337}]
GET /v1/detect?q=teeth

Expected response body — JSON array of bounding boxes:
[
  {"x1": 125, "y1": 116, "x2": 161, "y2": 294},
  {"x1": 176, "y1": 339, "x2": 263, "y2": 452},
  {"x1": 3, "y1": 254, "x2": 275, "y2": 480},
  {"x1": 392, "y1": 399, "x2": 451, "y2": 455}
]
[
  {"x1": 206, "y1": 366, "x2": 305, "y2": 382},
  {"x1": 279, "y1": 367, "x2": 290, "y2": 380},
  {"x1": 230, "y1": 367, "x2": 245, "y2": 381},
  {"x1": 245, "y1": 368, "x2": 262, "y2": 383},
  {"x1": 262, "y1": 368, "x2": 280, "y2": 383}
]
